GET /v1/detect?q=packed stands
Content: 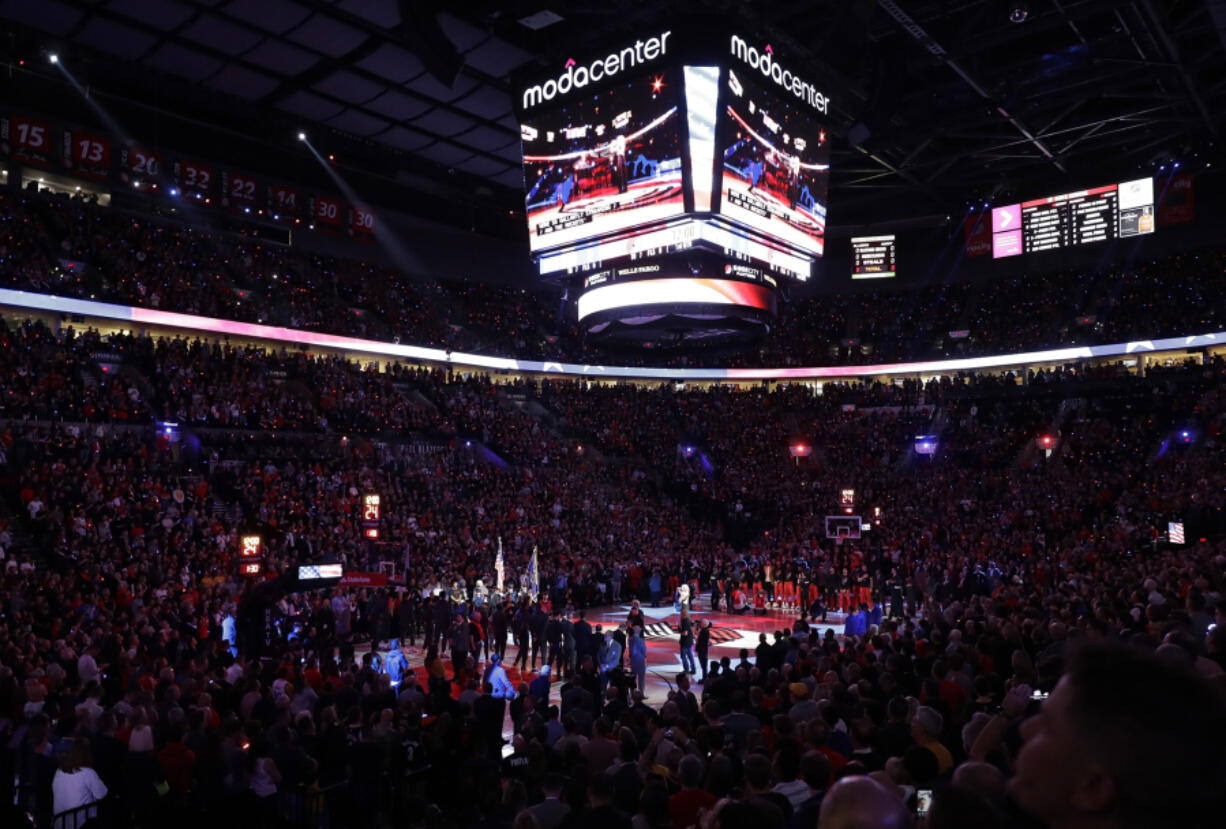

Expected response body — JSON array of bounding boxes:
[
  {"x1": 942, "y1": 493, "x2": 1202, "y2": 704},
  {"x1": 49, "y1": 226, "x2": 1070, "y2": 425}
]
[
  {"x1": 2, "y1": 185, "x2": 1226, "y2": 829},
  {"x1": 1, "y1": 294, "x2": 1225, "y2": 826},
  {"x1": 5, "y1": 192, "x2": 1226, "y2": 369}
]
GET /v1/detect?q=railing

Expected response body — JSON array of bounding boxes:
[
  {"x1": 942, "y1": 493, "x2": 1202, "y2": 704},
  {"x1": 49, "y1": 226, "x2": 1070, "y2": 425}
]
[{"x1": 49, "y1": 798, "x2": 110, "y2": 829}]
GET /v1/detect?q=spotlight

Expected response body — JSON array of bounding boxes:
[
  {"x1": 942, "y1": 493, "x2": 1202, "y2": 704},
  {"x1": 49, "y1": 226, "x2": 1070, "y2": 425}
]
[
  {"x1": 1008, "y1": 2, "x2": 1029, "y2": 23},
  {"x1": 297, "y1": 131, "x2": 307, "y2": 142},
  {"x1": 169, "y1": 187, "x2": 179, "y2": 197},
  {"x1": 48, "y1": 53, "x2": 59, "y2": 64}
]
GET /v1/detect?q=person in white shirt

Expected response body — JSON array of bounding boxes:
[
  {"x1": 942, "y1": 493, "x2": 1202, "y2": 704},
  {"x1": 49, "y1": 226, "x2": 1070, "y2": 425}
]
[
  {"x1": 77, "y1": 645, "x2": 102, "y2": 686},
  {"x1": 52, "y1": 739, "x2": 108, "y2": 824}
]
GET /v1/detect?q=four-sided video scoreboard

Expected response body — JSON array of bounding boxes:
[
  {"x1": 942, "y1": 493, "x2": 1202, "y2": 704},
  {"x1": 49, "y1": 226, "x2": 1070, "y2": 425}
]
[{"x1": 514, "y1": 27, "x2": 833, "y2": 334}]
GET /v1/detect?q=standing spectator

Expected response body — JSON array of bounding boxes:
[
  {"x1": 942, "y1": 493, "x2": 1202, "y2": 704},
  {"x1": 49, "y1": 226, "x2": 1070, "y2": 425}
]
[
  {"x1": 695, "y1": 620, "x2": 711, "y2": 683},
  {"x1": 626, "y1": 602, "x2": 646, "y2": 633},
  {"x1": 678, "y1": 610, "x2": 696, "y2": 676},
  {"x1": 669, "y1": 755, "x2": 715, "y2": 829},
  {"x1": 124, "y1": 725, "x2": 167, "y2": 825},
  {"x1": 628, "y1": 628, "x2": 648, "y2": 696},
  {"x1": 449, "y1": 614, "x2": 472, "y2": 680},
  {"x1": 528, "y1": 773, "x2": 572, "y2": 829},
  {"x1": 910, "y1": 707, "x2": 952, "y2": 774},
  {"x1": 51, "y1": 739, "x2": 108, "y2": 825},
  {"x1": 157, "y1": 725, "x2": 195, "y2": 808}
]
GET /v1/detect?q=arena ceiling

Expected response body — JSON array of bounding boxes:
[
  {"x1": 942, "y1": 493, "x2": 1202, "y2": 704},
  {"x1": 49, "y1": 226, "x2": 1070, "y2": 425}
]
[{"x1": 1, "y1": 0, "x2": 1224, "y2": 236}]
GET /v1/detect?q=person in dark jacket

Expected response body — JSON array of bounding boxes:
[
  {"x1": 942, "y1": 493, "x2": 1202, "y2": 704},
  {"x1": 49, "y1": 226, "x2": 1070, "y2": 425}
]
[
  {"x1": 124, "y1": 725, "x2": 168, "y2": 826},
  {"x1": 448, "y1": 614, "x2": 472, "y2": 680},
  {"x1": 678, "y1": 610, "x2": 696, "y2": 676},
  {"x1": 695, "y1": 619, "x2": 712, "y2": 683}
]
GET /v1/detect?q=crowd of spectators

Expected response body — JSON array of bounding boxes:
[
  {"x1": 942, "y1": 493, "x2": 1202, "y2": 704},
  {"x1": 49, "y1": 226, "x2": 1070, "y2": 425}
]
[
  {"x1": 1, "y1": 191, "x2": 557, "y2": 359},
  {"x1": 4, "y1": 191, "x2": 1226, "y2": 369},
  {"x1": 0, "y1": 305, "x2": 1224, "y2": 827},
  {"x1": 3, "y1": 191, "x2": 1226, "y2": 828}
]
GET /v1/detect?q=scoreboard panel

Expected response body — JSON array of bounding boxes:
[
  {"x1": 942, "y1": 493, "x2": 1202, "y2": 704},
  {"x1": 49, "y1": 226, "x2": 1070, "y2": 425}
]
[
  {"x1": 850, "y1": 235, "x2": 896, "y2": 279},
  {"x1": 992, "y1": 178, "x2": 1154, "y2": 259}
]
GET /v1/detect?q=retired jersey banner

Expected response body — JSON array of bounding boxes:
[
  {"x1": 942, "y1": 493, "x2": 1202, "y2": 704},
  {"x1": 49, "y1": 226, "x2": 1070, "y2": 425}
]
[
  {"x1": 1158, "y1": 174, "x2": 1194, "y2": 227},
  {"x1": 3, "y1": 114, "x2": 54, "y2": 166},
  {"x1": 64, "y1": 130, "x2": 112, "y2": 180}
]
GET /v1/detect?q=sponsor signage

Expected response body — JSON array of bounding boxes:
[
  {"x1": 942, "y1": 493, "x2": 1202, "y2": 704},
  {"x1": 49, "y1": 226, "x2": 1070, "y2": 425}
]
[
  {"x1": 521, "y1": 32, "x2": 673, "y2": 111},
  {"x1": 728, "y1": 35, "x2": 830, "y2": 114},
  {"x1": 340, "y1": 572, "x2": 389, "y2": 587}
]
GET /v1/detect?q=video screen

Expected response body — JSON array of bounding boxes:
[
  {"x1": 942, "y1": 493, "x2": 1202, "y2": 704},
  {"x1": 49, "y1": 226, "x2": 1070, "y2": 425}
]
[
  {"x1": 577, "y1": 277, "x2": 775, "y2": 321},
  {"x1": 718, "y1": 68, "x2": 830, "y2": 257},
  {"x1": 989, "y1": 177, "x2": 1155, "y2": 259},
  {"x1": 298, "y1": 564, "x2": 343, "y2": 580},
  {"x1": 521, "y1": 69, "x2": 685, "y2": 253}
]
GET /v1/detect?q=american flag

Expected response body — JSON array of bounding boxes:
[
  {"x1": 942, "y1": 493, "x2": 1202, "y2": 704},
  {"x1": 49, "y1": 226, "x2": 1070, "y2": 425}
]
[
  {"x1": 1169, "y1": 522, "x2": 1185, "y2": 544},
  {"x1": 495, "y1": 537, "x2": 505, "y2": 592}
]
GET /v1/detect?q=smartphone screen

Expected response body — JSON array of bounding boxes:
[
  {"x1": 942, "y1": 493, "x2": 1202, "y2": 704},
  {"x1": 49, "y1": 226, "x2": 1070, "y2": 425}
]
[{"x1": 916, "y1": 789, "x2": 933, "y2": 817}]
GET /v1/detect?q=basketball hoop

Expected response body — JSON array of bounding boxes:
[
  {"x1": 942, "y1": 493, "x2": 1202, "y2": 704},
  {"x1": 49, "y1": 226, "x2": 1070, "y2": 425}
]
[{"x1": 825, "y1": 515, "x2": 862, "y2": 541}]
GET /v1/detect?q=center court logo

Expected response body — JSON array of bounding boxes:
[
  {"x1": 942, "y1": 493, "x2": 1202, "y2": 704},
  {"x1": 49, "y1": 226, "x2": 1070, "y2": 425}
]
[{"x1": 521, "y1": 32, "x2": 672, "y2": 111}]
